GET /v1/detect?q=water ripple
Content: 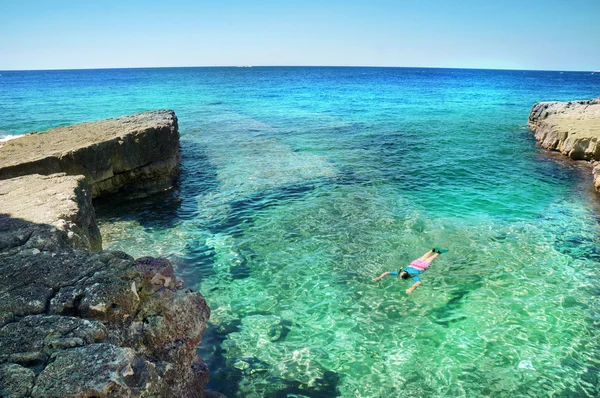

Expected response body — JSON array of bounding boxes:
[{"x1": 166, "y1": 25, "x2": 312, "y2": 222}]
[{"x1": 81, "y1": 67, "x2": 600, "y2": 397}]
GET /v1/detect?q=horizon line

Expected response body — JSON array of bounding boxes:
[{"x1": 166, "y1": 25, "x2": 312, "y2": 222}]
[{"x1": 0, "y1": 65, "x2": 597, "y2": 73}]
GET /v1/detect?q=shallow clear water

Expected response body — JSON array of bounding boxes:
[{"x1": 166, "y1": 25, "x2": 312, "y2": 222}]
[{"x1": 2, "y1": 67, "x2": 600, "y2": 397}]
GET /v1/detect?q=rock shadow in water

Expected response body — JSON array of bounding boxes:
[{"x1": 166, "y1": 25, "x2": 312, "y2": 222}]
[
  {"x1": 177, "y1": 138, "x2": 221, "y2": 215},
  {"x1": 554, "y1": 233, "x2": 600, "y2": 261},
  {"x1": 180, "y1": 242, "x2": 219, "y2": 280},
  {"x1": 205, "y1": 182, "x2": 317, "y2": 238},
  {"x1": 94, "y1": 139, "x2": 220, "y2": 230},
  {"x1": 94, "y1": 188, "x2": 183, "y2": 230},
  {"x1": 198, "y1": 314, "x2": 335, "y2": 397},
  {"x1": 263, "y1": 371, "x2": 341, "y2": 398},
  {"x1": 197, "y1": 321, "x2": 244, "y2": 396},
  {"x1": 427, "y1": 278, "x2": 483, "y2": 327}
]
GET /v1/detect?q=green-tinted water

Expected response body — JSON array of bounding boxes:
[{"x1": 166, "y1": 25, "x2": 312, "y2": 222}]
[
  {"x1": 100, "y1": 171, "x2": 600, "y2": 396},
  {"x1": 8, "y1": 67, "x2": 596, "y2": 397}
]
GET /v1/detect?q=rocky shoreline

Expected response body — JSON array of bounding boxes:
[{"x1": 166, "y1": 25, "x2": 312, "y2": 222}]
[
  {"x1": 0, "y1": 112, "x2": 212, "y2": 397},
  {"x1": 528, "y1": 97, "x2": 600, "y2": 189},
  {"x1": 0, "y1": 110, "x2": 181, "y2": 199}
]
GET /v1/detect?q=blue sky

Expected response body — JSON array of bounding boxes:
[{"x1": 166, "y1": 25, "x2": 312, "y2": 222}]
[{"x1": 1, "y1": 0, "x2": 598, "y2": 71}]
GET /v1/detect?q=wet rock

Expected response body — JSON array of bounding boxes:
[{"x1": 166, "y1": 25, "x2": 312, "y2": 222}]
[{"x1": 0, "y1": 110, "x2": 180, "y2": 198}]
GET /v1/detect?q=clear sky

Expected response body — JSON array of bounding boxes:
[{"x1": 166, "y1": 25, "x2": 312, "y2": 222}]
[{"x1": 1, "y1": 0, "x2": 598, "y2": 71}]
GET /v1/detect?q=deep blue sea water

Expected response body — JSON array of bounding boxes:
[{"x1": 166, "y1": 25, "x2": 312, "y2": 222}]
[{"x1": 1, "y1": 67, "x2": 600, "y2": 397}]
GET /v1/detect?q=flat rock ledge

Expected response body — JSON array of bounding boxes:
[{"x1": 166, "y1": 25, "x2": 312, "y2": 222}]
[
  {"x1": 528, "y1": 97, "x2": 600, "y2": 189},
  {"x1": 0, "y1": 113, "x2": 212, "y2": 397},
  {"x1": 0, "y1": 110, "x2": 180, "y2": 198}
]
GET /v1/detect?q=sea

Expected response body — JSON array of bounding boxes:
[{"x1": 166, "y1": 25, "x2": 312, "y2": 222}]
[{"x1": 1, "y1": 67, "x2": 599, "y2": 397}]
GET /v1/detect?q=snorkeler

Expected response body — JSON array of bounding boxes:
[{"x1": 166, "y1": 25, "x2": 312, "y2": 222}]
[{"x1": 372, "y1": 248, "x2": 448, "y2": 294}]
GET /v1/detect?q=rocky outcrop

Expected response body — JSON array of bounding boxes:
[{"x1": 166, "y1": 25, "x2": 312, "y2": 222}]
[
  {"x1": 0, "y1": 112, "x2": 212, "y2": 397},
  {"x1": 0, "y1": 173, "x2": 101, "y2": 252},
  {"x1": 528, "y1": 97, "x2": 600, "y2": 189},
  {"x1": 0, "y1": 173, "x2": 211, "y2": 397},
  {"x1": 0, "y1": 110, "x2": 180, "y2": 198}
]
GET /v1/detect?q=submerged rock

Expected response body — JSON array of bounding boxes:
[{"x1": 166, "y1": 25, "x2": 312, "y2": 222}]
[
  {"x1": 528, "y1": 97, "x2": 600, "y2": 189},
  {"x1": 0, "y1": 110, "x2": 180, "y2": 198},
  {"x1": 0, "y1": 112, "x2": 212, "y2": 397}
]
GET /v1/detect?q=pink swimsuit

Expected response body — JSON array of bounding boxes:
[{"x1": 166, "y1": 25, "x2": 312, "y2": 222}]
[{"x1": 409, "y1": 259, "x2": 430, "y2": 270}]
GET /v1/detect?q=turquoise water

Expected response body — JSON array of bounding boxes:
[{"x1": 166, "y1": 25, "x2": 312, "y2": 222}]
[{"x1": 2, "y1": 67, "x2": 600, "y2": 397}]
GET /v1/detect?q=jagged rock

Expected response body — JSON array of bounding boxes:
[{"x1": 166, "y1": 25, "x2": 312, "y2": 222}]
[
  {"x1": 0, "y1": 364, "x2": 36, "y2": 398},
  {"x1": 528, "y1": 97, "x2": 600, "y2": 189},
  {"x1": 0, "y1": 243, "x2": 211, "y2": 396},
  {"x1": 0, "y1": 248, "x2": 210, "y2": 397},
  {"x1": 593, "y1": 162, "x2": 600, "y2": 190},
  {"x1": 528, "y1": 97, "x2": 600, "y2": 160},
  {"x1": 0, "y1": 110, "x2": 180, "y2": 198},
  {"x1": 31, "y1": 343, "x2": 145, "y2": 397},
  {"x1": 0, "y1": 315, "x2": 107, "y2": 379},
  {"x1": 0, "y1": 112, "x2": 214, "y2": 397}
]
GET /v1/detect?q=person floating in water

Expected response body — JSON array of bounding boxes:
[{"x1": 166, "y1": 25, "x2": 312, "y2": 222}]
[{"x1": 372, "y1": 248, "x2": 449, "y2": 294}]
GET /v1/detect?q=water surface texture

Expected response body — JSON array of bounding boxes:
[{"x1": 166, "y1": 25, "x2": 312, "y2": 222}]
[{"x1": 2, "y1": 67, "x2": 600, "y2": 397}]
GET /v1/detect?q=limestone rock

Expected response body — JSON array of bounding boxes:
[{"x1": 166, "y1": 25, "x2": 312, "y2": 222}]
[
  {"x1": 31, "y1": 343, "x2": 147, "y2": 397},
  {"x1": 0, "y1": 315, "x2": 106, "y2": 366},
  {"x1": 0, "y1": 112, "x2": 214, "y2": 397},
  {"x1": 593, "y1": 162, "x2": 600, "y2": 190},
  {"x1": 0, "y1": 243, "x2": 210, "y2": 396},
  {"x1": 528, "y1": 97, "x2": 600, "y2": 189},
  {"x1": 0, "y1": 173, "x2": 101, "y2": 251},
  {"x1": 0, "y1": 110, "x2": 180, "y2": 198},
  {"x1": 528, "y1": 97, "x2": 600, "y2": 160}
]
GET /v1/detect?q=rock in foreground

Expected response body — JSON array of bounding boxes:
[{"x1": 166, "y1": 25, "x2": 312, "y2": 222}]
[
  {"x1": 0, "y1": 250, "x2": 211, "y2": 397},
  {"x1": 0, "y1": 110, "x2": 180, "y2": 198},
  {"x1": 0, "y1": 173, "x2": 211, "y2": 397},
  {"x1": 0, "y1": 111, "x2": 212, "y2": 397},
  {"x1": 528, "y1": 97, "x2": 600, "y2": 189}
]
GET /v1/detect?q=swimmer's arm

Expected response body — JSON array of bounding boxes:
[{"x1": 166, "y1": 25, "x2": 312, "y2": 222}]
[
  {"x1": 372, "y1": 272, "x2": 391, "y2": 282},
  {"x1": 406, "y1": 281, "x2": 421, "y2": 294}
]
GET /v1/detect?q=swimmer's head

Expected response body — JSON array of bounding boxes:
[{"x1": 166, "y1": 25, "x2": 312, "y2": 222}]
[{"x1": 399, "y1": 271, "x2": 410, "y2": 280}]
